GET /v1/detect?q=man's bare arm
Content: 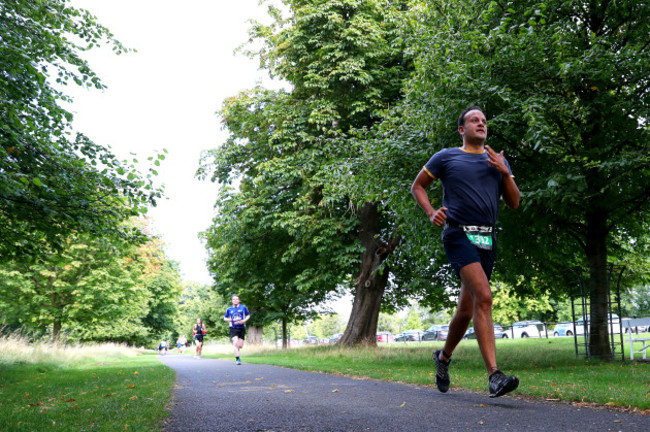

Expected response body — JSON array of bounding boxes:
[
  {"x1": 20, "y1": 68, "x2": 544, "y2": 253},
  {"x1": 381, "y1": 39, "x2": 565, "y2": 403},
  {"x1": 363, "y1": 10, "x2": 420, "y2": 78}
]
[{"x1": 411, "y1": 169, "x2": 448, "y2": 226}]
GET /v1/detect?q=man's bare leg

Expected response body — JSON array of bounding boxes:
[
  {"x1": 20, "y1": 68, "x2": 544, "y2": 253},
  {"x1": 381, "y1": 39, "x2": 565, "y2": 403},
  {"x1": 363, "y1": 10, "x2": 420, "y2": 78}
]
[
  {"x1": 440, "y1": 281, "x2": 473, "y2": 361},
  {"x1": 441, "y1": 262, "x2": 497, "y2": 373}
]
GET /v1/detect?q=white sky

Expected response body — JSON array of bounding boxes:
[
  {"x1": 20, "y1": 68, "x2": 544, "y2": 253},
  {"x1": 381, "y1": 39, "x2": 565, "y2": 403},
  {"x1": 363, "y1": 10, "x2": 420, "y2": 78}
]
[
  {"x1": 67, "y1": 0, "x2": 275, "y2": 285},
  {"x1": 66, "y1": 0, "x2": 354, "y2": 317}
]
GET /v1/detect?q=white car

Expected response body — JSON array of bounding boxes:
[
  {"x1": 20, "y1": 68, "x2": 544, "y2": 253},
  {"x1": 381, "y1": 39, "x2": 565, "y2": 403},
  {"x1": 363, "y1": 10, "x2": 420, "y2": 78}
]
[
  {"x1": 553, "y1": 322, "x2": 575, "y2": 337},
  {"x1": 575, "y1": 314, "x2": 621, "y2": 336},
  {"x1": 509, "y1": 320, "x2": 545, "y2": 338}
]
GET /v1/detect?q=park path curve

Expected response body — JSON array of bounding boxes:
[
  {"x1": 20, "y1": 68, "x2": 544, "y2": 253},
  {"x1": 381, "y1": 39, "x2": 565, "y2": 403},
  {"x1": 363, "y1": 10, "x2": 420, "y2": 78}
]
[{"x1": 159, "y1": 354, "x2": 649, "y2": 432}]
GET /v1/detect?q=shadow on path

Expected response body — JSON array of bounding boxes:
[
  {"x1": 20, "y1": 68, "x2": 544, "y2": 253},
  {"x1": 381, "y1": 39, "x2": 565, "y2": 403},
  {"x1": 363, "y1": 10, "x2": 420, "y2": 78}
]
[{"x1": 159, "y1": 354, "x2": 649, "y2": 432}]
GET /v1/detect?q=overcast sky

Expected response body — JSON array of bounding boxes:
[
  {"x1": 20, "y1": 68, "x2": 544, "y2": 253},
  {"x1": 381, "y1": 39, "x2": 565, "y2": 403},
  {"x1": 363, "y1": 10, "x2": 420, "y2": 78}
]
[
  {"x1": 66, "y1": 0, "x2": 354, "y2": 316},
  {"x1": 67, "y1": 0, "x2": 275, "y2": 285}
]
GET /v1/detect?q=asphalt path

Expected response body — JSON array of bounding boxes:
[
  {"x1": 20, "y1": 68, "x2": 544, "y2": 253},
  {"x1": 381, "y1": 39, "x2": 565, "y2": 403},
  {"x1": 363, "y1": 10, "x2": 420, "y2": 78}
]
[{"x1": 159, "y1": 354, "x2": 649, "y2": 432}]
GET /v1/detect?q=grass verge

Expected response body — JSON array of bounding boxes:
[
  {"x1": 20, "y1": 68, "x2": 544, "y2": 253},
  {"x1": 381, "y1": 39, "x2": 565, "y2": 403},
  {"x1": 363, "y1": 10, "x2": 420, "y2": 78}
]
[
  {"x1": 207, "y1": 338, "x2": 650, "y2": 413},
  {"x1": 0, "y1": 337, "x2": 174, "y2": 432}
]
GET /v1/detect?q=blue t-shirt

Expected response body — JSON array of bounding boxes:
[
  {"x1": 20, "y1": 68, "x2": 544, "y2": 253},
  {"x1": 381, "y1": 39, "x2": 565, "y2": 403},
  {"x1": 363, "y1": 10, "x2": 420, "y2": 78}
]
[
  {"x1": 423, "y1": 147, "x2": 512, "y2": 226},
  {"x1": 225, "y1": 305, "x2": 250, "y2": 329}
]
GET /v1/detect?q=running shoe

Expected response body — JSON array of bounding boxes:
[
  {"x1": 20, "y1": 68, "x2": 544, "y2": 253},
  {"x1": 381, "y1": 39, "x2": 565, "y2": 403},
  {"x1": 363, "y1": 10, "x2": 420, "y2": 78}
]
[
  {"x1": 488, "y1": 369, "x2": 519, "y2": 398},
  {"x1": 433, "y1": 350, "x2": 450, "y2": 393},
  {"x1": 236, "y1": 359, "x2": 242, "y2": 365}
]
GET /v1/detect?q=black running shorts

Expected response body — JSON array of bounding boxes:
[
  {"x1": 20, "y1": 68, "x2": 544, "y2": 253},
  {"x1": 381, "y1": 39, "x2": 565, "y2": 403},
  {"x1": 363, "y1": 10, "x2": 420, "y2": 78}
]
[
  {"x1": 230, "y1": 327, "x2": 246, "y2": 340},
  {"x1": 442, "y1": 227, "x2": 496, "y2": 280}
]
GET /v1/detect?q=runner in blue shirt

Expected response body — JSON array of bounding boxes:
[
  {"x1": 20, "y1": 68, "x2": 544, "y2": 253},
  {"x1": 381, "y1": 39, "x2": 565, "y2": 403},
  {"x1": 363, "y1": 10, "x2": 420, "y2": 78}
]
[
  {"x1": 224, "y1": 294, "x2": 250, "y2": 365},
  {"x1": 411, "y1": 106, "x2": 521, "y2": 398}
]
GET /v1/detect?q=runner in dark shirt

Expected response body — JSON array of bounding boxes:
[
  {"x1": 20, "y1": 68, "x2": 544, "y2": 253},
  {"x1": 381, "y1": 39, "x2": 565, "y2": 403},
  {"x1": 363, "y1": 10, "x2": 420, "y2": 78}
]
[
  {"x1": 192, "y1": 318, "x2": 206, "y2": 359},
  {"x1": 411, "y1": 106, "x2": 521, "y2": 398}
]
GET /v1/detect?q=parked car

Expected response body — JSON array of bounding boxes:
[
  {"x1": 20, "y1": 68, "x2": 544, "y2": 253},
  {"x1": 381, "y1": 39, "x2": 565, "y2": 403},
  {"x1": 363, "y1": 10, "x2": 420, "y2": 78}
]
[
  {"x1": 303, "y1": 336, "x2": 318, "y2": 345},
  {"x1": 553, "y1": 321, "x2": 575, "y2": 337},
  {"x1": 328, "y1": 333, "x2": 343, "y2": 344},
  {"x1": 493, "y1": 324, "x2": 509, "y2": 339},
  {"x1": 395, "y1": 329, "x2": 424, "y2": 342},
  {"x1": 463, "y1": 327, "x2": 475, "y2": 339},
  {"x1": 463, "y1": 324, "x2": 508, "y2": 339},
  {"x1": 509, "y1": 320, "x2": 545, "y2": 338},
  {"x1": 422, "y1": 324, "x2": 449, "y2": 341},
  {"x1": 376, "y1": 331, "x2": 395, "y2": 343},
  {"x1": 575, "y1": 314, "x2": 621, "y2": 336}
]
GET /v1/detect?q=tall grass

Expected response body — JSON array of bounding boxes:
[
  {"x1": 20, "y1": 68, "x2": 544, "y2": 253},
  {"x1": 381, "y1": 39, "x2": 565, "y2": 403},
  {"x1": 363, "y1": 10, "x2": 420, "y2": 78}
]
[
  {"x1": 0, "y1": 335, "x2": 174, "y2": 432},
  {"x1": 0, "y1": 333, "x2": 143, "y2": 367}
]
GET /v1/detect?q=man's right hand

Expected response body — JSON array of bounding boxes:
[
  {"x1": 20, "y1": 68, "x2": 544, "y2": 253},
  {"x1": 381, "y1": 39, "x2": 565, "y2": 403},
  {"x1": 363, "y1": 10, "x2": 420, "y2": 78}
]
[{"x1": 430, "y1": 206, "x2": 448, "y2": 227}]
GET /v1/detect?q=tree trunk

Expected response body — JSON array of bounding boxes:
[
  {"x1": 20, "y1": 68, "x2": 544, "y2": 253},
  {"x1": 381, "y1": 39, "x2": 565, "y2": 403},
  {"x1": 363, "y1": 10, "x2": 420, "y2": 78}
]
[
  {"x1": 282, "y1": 318, "x2": 288, "y2": 349},
  {"x1": 247, "y1": 325, "x2": 264, "y2": 345},
  {"x1": 585, "y1": 210, "x2": 611, "y2": 359},
  {"x1": 53, "y1": 320, "x2": 62, "y2": 343},
  {"x1": 339, "y1": 203, "x2": 397, "y2": 346},
  {"x1": 51, "y1": 288, "x2": 62, "y2": 343}
]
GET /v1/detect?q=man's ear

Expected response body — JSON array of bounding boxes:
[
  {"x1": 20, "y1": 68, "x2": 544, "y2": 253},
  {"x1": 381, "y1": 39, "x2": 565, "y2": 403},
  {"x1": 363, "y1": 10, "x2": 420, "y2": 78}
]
[{"x1": 458, "y1": 126, "x2": 465, "y2": 137}]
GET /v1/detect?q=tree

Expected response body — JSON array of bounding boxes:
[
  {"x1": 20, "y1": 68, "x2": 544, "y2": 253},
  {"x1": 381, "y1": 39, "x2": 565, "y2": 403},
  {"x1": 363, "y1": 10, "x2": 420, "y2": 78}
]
[
  {"x1": 0, "y1": 217, "x2": 184, "y2": 345},
  {"x1": 491, "y1": 282, "x2": 553, "y2": 325},
  {"x1": 131, "y1": 234, "x2": 183, "y2": 342},
  {"x1": 310, "y1": 314, "x2": 345, "y2": 339},
  {"x1": 1, "y1": 0, "x2": 162, "y2": 262},
  {"x1": 201, "y1": 0, "x2": 413, "y2": 347},
  {"x1": 176, "y1": 282, "x2": 229, "y2": 341},
  {"x1": 381, "y1": 0, "x2": 650, "y2": 358},
  {"x1": 0, "y1": 234, "x2": 144, "y2": 342},
  {"x1": 403, "y1": 307, "x2": 424, "y2": 331},
  {"x1": 377, "y1": 312, "x2": 402, "y2": 334},
  {"x1": 201, "y1": 145, "x2": 357, "y2": 347},
  {"x1": 622, "y1": 285, "x2": 650, "y2": 318}
]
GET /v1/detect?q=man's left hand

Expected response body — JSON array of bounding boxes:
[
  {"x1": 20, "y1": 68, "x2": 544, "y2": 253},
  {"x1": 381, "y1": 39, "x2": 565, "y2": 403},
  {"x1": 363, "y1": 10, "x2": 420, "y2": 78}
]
[{"x1": 486, "y1": 145, "x2": 509, "y2": 176}]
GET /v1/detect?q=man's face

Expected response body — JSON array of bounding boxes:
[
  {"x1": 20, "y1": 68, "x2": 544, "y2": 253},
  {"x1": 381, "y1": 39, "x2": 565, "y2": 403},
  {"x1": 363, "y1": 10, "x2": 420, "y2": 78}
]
[
  {"x1": 232, "y1": 295, "x2": 240, "y2": 306},
  {"x1": 459, "y1": 110, "x2": 487, "y2": 142}
]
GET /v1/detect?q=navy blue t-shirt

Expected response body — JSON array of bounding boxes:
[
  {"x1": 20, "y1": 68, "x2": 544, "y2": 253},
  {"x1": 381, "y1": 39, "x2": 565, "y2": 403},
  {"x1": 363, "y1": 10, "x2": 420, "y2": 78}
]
[
  {"x1": 225, "y1": 305, "x2": 250, "y2": 329},
  {"x1": 423, "y1": 147, "x2": 512, "y2": 226}
]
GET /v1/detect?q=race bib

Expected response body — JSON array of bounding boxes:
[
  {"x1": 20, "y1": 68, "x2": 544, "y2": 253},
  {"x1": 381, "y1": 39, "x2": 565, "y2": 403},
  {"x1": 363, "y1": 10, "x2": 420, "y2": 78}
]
[{"x1": 463, "y1": 226, "x2": 493, "y2": 250}]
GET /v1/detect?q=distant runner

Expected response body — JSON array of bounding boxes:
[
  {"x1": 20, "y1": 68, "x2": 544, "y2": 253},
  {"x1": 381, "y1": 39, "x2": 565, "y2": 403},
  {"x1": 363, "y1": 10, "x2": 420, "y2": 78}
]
[
  {"x1": 176, "y1": 334, "x2": 187, "y2": 354},
  {"x1": 224, "y1": 294, "x2": 250, "y2": 365},
  {"x1": 192, "y1": 318, "x2": 206, "y2": 359},
  {"x1": 158, "y1": 339, "x2": 168, "y2": 355}
]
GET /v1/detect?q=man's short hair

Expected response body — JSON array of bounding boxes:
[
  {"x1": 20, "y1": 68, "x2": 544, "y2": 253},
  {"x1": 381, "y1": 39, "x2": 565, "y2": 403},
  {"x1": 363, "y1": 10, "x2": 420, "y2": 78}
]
[{"x1": 458, "y1": 105, "x2": 484, "y2": 128}]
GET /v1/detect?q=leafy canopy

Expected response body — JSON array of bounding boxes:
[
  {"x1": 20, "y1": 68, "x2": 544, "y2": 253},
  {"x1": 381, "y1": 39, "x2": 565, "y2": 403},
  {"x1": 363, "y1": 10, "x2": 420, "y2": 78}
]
[{"x1": 1, "y1": 0, "x2": 163, "y2": 261}]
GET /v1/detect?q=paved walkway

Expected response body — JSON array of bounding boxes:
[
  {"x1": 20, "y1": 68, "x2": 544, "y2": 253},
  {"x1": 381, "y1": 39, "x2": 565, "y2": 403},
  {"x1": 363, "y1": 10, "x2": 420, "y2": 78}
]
[{"x1": 159, "y1": 354, "x2": 649, "y2": 431}]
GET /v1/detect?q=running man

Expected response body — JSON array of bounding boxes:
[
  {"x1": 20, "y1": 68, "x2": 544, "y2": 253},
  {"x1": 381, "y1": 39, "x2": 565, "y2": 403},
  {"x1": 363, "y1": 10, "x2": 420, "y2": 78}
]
[
  {"x1": 224, "y1": 294, "x2": 250, "y2": 365},
  {"x1": 176, "y1": 334, "x2": 187, "y2": 354},
  {"x1": 411, "y1": 106, "x2": 521, "y2": 398},
  {"x1": 192, "y1": 318, "x2": 206, "y2": 358},
  {"x1": 158, "y1": 339, "x2": 168, "y2": 355}
]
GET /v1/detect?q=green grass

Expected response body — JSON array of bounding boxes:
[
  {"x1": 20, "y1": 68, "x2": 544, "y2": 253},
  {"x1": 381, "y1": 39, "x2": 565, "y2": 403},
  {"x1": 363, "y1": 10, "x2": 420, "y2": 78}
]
[
  {"x1": 0, "y1": 338, "x2": 175, "y2": 432},
  {"x1": 208, "y1": 338, "x2": 650, "y2": 412},
  {"x1": 2, "y1": 337, "x2": 647, "y2": 431}
]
